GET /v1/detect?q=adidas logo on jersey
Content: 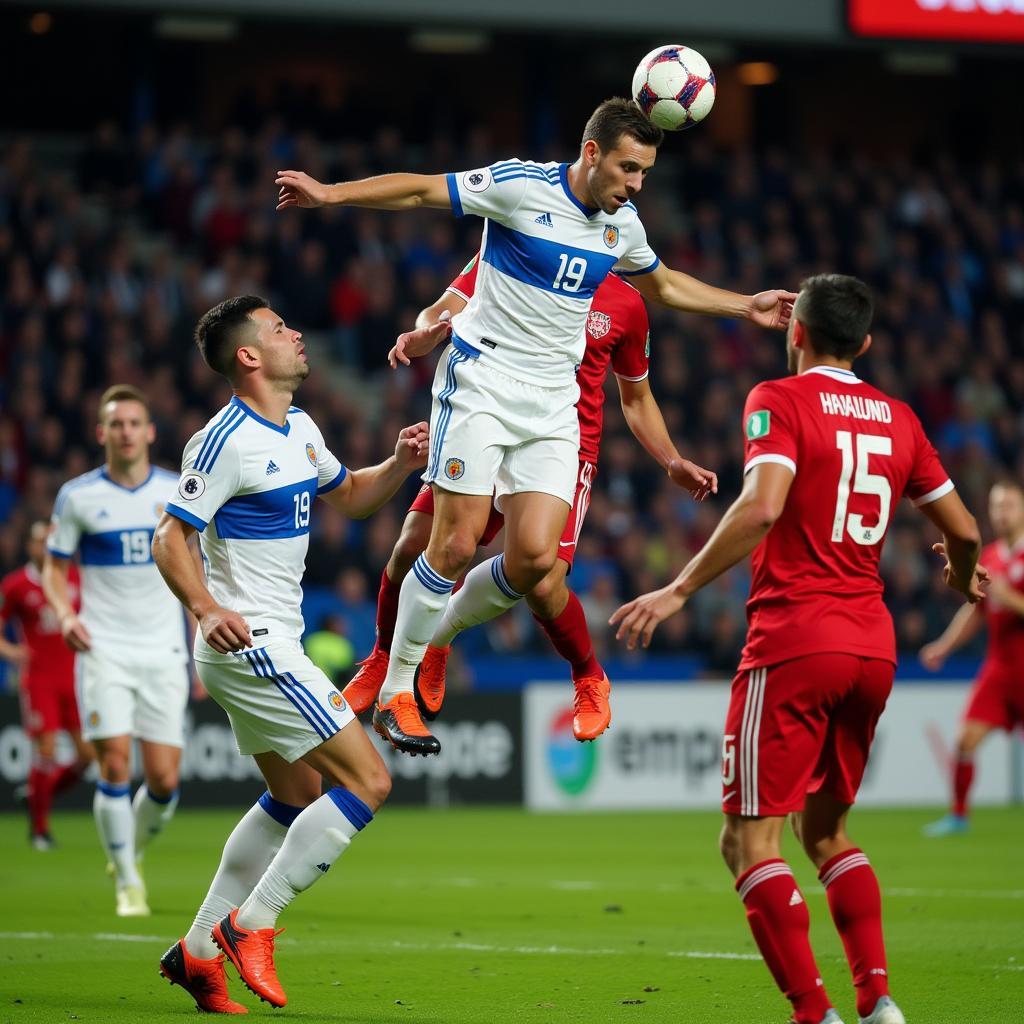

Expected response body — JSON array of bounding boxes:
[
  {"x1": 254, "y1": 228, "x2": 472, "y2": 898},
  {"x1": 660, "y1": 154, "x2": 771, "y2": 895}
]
[
  {"x1": 534, "y1": 212, "x2": 554, "y2": 228},
  {"x1": 789, "y1": 889, "x2": 804, "y2": 906},
  {"x1": 266, "y1": 460, "x2": 280, "y2": 475}
]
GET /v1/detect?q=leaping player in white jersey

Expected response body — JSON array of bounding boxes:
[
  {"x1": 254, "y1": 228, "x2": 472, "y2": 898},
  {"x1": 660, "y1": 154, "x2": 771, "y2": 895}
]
[
  {"x1": 277, "y1": 98, "x2": 796, "y2": 756},
  {"x1": 42, "y1": 385, "x2": 191, "y2": 917},
  {"x1": 151, "y1": 295, "x2": 429, "y2": 1013}
]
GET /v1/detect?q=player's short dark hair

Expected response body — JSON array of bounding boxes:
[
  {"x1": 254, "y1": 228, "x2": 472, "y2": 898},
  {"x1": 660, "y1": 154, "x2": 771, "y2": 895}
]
[
  {"x1": 794, "y1": 274, "x2": 874, "y2": 361},
  {"x1": 582, "y1": 98, "x2": 664, "y2": 155},
  {"x1": 194, "y1": 295, "x2": 268, "y2": 379},
  {"x1": 98, "y1": 384, "x2": 149, "y2": 423}
]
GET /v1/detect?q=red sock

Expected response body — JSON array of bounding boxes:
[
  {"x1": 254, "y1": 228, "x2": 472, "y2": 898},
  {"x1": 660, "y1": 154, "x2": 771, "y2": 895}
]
[
  {"x1": 819, "y1": 849, "x2": 889, "y2": 1018},
  {"x1": 533, "y1": 592, "x2": 601, "y2": 681},
  {"x1": 28, "y1": 760, "x2": 58, "y2": 836},
  {"x1": 374, "y1": 568, "x2": 401, "y2": 654},
  {"x1": 52, "y1": 760, "x2": 88, "y2": 796},
  {"x1": 736, "y1": 859, "x2": 832, "y2": 1024},
  {"x1": 953, "y1": 757, "x2": 974, "y2": 817}
]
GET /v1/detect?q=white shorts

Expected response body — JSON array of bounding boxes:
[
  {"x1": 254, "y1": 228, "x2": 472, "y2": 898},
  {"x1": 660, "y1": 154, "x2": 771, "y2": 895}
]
[
  {"x1": 76, "y1": 649, "x2": 189, "y2": 747},
  {"x1": 196, "y1": 638, "x2": 356, "y2": 763},
  {"x1": 423, "y1": 341, "x2": 580, "y2": 508}
]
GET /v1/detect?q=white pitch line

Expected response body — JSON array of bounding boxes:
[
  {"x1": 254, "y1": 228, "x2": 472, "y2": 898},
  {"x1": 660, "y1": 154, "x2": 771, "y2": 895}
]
[
  {"x1": 0, "y1": 931, "x2": 165, "y2": 943},
  {"x1": 882, "y1": 887, "x2": 1024, "y2": 900},
  {"x1": 667, "y1": 951, "x2": 762, "y2": 961}
]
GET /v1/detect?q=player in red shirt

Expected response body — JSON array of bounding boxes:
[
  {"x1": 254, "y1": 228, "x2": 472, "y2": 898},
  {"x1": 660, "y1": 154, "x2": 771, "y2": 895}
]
[
  {"x1": 612, "y1": 274, "x2": 985, "y2": 1024},
  {"x1": 0, "y1": 521, "x2": 93, "y2": 848},
  {"x1": 919, "y1": 479, "x2": 1024, "y2": 836},
  {"x1": 343, "y1": 253, "x2": 716, "y2": 741}
]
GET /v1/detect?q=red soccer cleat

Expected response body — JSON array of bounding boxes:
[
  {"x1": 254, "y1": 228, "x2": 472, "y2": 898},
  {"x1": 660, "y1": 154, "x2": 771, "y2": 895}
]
[
  {"x1": 572, "y1": 673, "x2": 612, "y2": 741},
  {"x1": 342, "y1": 647, "x2": 390, "y2": 715},
  {"x1": 159, "y1": 938, "x2": 249, "y2": 1014},
  {"x1": 414, "y1": 644, "x2": 450, "y2": 721},
  {"x1": 212, "y1": 909, "x2": 287, "y2": 1008}
]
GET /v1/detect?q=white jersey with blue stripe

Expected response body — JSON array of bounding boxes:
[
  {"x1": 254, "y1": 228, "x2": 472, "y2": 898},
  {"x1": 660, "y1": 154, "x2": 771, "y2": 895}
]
[
  {"x1": 445, "y1": 160, "x2": 659, "y2": 387},
  {"x1": 47, "y1": 466, "x2": 187, "y2": 666},
  {"x1": 165, "y1": 396, "x2": 347, "y2": 661}
]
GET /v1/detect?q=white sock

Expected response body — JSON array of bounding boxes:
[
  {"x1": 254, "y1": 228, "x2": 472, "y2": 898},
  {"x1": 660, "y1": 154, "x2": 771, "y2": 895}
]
[
  {"x1": 236, "y1": 787, "x2": 374, "y2": 931},
  {"x1": 133, "y1": 785, "x2": 179, "y2": 860},
  {"x1": 94, "y1": 781, "x2": 141, "y2": 887},
  {"x1": 379, "y1": 555, "x2": 456, "y2": 704},
  {"x1": 431, "y1": 555, "x2": 524, "y2": 648},
  {"x1": 183, "y1": 792, "x2": 300, "y2": 959}
]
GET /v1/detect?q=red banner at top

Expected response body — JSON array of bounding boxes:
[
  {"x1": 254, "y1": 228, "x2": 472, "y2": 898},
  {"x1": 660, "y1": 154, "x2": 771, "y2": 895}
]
[{"x1": 849, "y1": 0, "x2": 1024, "y2": 43}]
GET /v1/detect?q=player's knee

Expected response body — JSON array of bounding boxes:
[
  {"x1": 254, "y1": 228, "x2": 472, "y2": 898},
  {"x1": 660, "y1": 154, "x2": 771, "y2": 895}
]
[
  {"x1": 506, "y1": 550, "x2": 556, "y2": 592},
  {"x1": 99, "y1": 750, "x2": 130, "y2": 783},
  {"x1": 430, "y1": 533, "x2": 477, "y2": 577},
  {"x1": 35, "y1": 733, "x2": 57, "y2": 760},
  {"x1": 366, "y1": 765, "x2": 391, "y2": 810},
  {"x1": 146, "y1": 768, "x2": 180, "y2": 799},
  {"x1": 392, "y1": 531, "x2": 428, "y2": 580},
  {"x1": 718, "y1": 820, "x2": 741, "y2": 874}
]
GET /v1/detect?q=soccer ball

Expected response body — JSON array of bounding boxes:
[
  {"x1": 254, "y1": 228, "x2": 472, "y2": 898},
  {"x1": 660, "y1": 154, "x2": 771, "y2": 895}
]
[{"x1": 632, "y1": 45, "x2": 716, "y2": 131}]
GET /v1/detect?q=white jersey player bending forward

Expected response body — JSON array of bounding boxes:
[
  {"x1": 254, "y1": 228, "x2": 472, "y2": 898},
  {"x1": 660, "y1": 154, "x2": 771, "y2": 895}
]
[
  {"x1": 277, "y1": 98, "x2": 796, "y2": 755},
  {"x1": 151, "y1": 295, "x2": 429, "y2": 1013}
]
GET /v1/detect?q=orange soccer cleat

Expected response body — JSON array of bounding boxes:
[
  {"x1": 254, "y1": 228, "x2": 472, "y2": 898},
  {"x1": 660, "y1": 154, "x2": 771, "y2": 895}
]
[
  {"x1": 212, "y1": 909, "x2": 287, "y2": 1008},
  {"x1": 414, "y1": 644, "x2": 450, "y2": 721},
  {"x1": 373, "y1": 692, "x2": 441, "y2": 756},
  {"x1": 159, "y1": 938, "x2": 249, "y2": 1014},
  {"x1": 572, "y1": 673, "x2": 612, "y2": 741},
  {"x1": 342, "y1": 647, "x2": 390, "y2": 715}
]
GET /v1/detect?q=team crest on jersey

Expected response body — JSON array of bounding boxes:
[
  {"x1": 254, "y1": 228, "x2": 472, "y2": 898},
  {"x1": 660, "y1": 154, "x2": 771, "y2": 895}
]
[
  {"x1": 88, "y1": 711, "x2": 100, "y2": 727},
  {"x1": 603, "y1": 225, "x2": 619, "y2": 248},
  {"x1": 746, "y1": 411, "x2": 771, "y2": 440},
  {"x1": 445, "y1": 458, "x2": 465, "y2": 480},
  {"x1": 305, "y1": 443, "x2": 317, "y2": 466},
  {"x1": 178, "y1": 474, "x2": 206, "y2": 500},
  {"x1": 587, "y1": 310, "x2": 612, "y2": 339},
  {"x1": 154, "y1": 503, "x2": 165, "y2": 517},
  {"x1": 327, "y1": 690, "x2": 347, "y2": 711}
]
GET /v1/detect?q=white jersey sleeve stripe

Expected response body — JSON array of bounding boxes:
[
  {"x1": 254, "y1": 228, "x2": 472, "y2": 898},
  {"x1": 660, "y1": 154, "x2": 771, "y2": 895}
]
[{"x1": 196, "y1": 406, "x2": 246, "y2": 472}]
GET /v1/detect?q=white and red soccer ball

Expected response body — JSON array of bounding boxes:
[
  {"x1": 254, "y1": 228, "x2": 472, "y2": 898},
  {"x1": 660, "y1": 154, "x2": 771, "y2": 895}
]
[{"x1": 632, "y1": 45, "x2": 716, "y2": 131}]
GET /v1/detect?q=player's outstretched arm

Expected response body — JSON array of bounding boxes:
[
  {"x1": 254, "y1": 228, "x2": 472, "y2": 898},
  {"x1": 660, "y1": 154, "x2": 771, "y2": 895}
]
[
  {"x1": 919, "y1": 602, "x2": 984, "y2": 671},
  {"x1": 617, "y1": 376, "x2": 717, "y2": 501},
  {"x1": 320, "y1": 422, "x2": 430, "y2": 519},
  {"x1": 41, "y1": 553, "x2": 91, "y2": 652},
  {"x1": 151, "y1": 513, "x2": 252, "y2": 654},
  {"x1": 389, "y1": 290, "x2": 466, "y2": 368},
  {"x1": 918, "y1": 491, "x2": 986, "y2": 603},
  {"x1": 275, "y1": 170, "x2": 452, "y2": 213},
  {"x1": 611, "y1": 462, "x2": 793, "y2": 649},
  {"x1": 629, "y1": 263, "x2": 796, "y2": 330}
]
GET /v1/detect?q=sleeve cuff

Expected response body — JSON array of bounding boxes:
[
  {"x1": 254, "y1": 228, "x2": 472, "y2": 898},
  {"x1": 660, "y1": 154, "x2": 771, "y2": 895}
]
[
  {"x1": 166, "y1": 503, "x2": 208, "y2": 532},
  {"x1": 446, "y1": 173, "x2": 464, "y2": 218},
  {"x1": 614, "y1": 370, "x2": 650, "y2": 383},
  {"x1": 45, "y1": 547, "x2": 74, "y2": 559},
  {"x1": 317, "y1": 466, "x2": 348, "y2": 495},
  {"x1": 912, "y1": 479, "x2": 954, "y2": 508},
  {"x1": 744, "y1": 453, "x2": 797, "y2": 476},
  {"x1": 446, "y1": 285, "x2": 471, "y2": 302},
  {"x1": 618, "y1": 257, "x2": 660, "y2": 277}
]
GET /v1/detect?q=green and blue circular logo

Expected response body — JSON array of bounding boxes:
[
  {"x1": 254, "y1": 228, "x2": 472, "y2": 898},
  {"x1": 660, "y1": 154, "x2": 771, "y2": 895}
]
[{"x1": 546, "y1": 707, "x2": 598, "y2": 796}]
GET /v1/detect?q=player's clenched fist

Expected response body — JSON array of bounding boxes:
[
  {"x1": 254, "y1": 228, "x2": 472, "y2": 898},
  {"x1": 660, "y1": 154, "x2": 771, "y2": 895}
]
[
  {"x1": 394, "y1": 422, "x2": 430, "y2": 470},
  {"x1": 609, "y1": 584, "x2": 686, "y2": 651},
  {"x1": 199, "y1": 606, "x2": 252, "y2": 654}
]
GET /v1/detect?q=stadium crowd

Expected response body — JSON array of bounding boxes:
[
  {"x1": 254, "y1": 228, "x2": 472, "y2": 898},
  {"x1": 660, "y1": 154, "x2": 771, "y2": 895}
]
[{"x1": 2, "y1": 117, "x2": 1021, "y2": 677}]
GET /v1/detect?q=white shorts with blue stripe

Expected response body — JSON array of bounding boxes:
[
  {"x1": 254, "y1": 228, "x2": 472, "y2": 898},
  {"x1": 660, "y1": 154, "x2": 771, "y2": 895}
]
[
  {"x1": 196, "y1": 638, "x2": 356, "y2": 762},
  {"x1": 424, "y1": 339, "x2": 580, "y2": 509}
]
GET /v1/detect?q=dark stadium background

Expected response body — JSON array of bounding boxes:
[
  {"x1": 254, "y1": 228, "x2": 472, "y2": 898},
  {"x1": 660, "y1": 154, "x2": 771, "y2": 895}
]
[{"x1": 1, "y1": 0, "x2": 1022, "y2": 701}]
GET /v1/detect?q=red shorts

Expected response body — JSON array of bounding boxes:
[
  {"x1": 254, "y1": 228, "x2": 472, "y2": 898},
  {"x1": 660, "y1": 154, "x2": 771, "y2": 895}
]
[
  {"x1": 722, "y1": 653, "x2": 894, "y2": 817},
  {"x1": 19, "y1": 675, "x2": 81, "y2": 738},
  {"x1": 408, "y1": 485, "x2": 505, "y2": 545},
  {"x1": 964, "y1": 661, "x2": 1024, "y2": 731},
  {"x1": 407, "y1": 460, "x2": 596, "y2": 565}
]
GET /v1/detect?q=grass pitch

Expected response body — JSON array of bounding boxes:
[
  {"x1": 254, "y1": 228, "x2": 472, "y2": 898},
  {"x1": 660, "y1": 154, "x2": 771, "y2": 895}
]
[{"x1": 0, "y1": 806, "x2": 1021, "y2": 1023}]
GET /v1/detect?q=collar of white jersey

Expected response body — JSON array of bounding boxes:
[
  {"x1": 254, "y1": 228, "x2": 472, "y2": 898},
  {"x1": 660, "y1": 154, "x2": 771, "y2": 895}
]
[
  {"x1": 558, "y1": 163, "x2": 601, "y2": 220},
  {"x1": 230, "y1": 395, "x2": 291, "y2": 435},
  {"x1": 803, "y1": 366, "x2": 862, "y2": 385},
  {"x1": 100, "y1": 466, "x2": 155, "y2": 492}
]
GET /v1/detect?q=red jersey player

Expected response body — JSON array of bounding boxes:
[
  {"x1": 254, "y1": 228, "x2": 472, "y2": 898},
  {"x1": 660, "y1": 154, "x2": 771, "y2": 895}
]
[
  {"x1": 919, "y1": 479, "x2": 1024, "y2": 836},
  {"x1": 0, "y1": 521, "x2": 92, "y2": 848},
  {"x1": 343, "y1": 253, "x2": 716, "y2": 740},
  {"x1": 612, "y1": 274, "x2": 985, "y2": 1024}
]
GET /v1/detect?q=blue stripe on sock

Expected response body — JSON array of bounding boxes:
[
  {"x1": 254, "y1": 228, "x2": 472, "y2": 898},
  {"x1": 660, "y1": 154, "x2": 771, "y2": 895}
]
[
  {"x1": 258, "y1": 790, "x2": 303, "y2": 828},
  {"x1": 326, "y1": 786, "x2": 374, "y2": 831},
  {"x1": 97, "y1": 780, "x2": 131, "y2": 798},
  {"x1": 145, "y1": 787, "x2": 178, "y2": 805},
  {"x1": 414, "y1": 555, "x2": 456, "y2": 591},
  {"x1": 491, "y1": 555, "x2": 523, "y2": 601},
  {"x1": 413, "y1": 556, "x2": 454, "y2": 595}
]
